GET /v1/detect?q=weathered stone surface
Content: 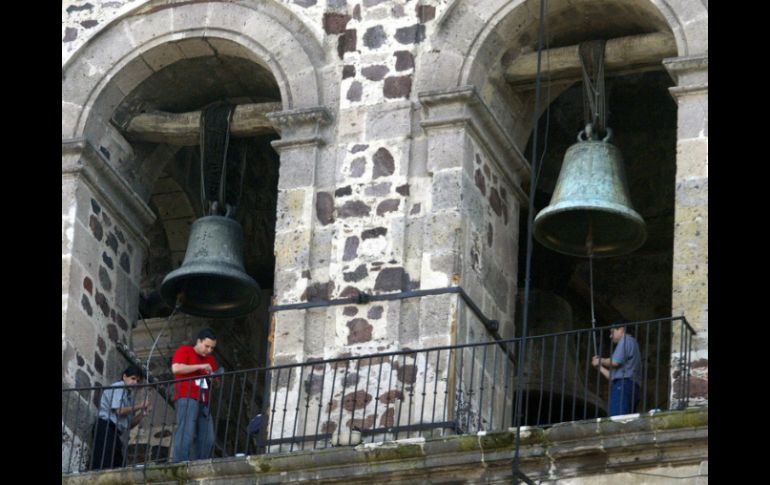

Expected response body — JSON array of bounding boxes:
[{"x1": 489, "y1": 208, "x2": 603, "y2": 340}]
[
  {"x1": 350, "y1": 157, "x2": 366, "y2": 177},
  {"x1": 377, "y1": 199, "x2": 400, "y2": 216},
  {"x1": 343, "y1": 236, "x2": 360, "y2": 261},
  {"x1": 101, "y1": 252, "x2": 113, "y2": 269},
  {"x1": 116, "y1": 314, "x2": 128, "y2": 331},
  {"x1": 342, "y1": 390, "x2": 372, "y2": 411},
  {"x1": 351, "y1": 144, "x2": 368, "y2": 153},
  {"x1": 365, "y1": 182, "x2": 391, "y2": 197},
  {"x1": 94, "y1": 352, "x2": 104, "y2": 374},
  {"x1": 96, "y1": 335, "x2": 106, "y2": 355},
  {"x1": 394, "y1": 24, "x2": 425, "y2": 44},
  {"x1": 81, "y1": 294, "x2": 93, "y2": 316},
  {"x1": 343, "y1": 372, "x2": 360, "y2": 388},
  {"x1": 293, "y1": 0, "x2": 317, "y2": 8},
  {"x1": 106, "y1": 232, "x2": 118, "y2": 254},
  {"x1": 362, "y1": 227, "x2": 387, "y2": 240},
  {"x1": 379, "y1": 390, "x2": 403, "y2": 404},
  {"x1": 343, "y1": 306, "x2": 358, "y2": 316},
  {"x1": 98, "y1": 266, "x2": 112, "y2": 292},
  {"x1": 335, "y1": 186, "x2": 352, "y2": 197},
  {"x1": 347, "y1": 81, "x2": 362, "y2": 102},
  {"x1": 119, "y1": 253, "x2": 130, "y2": 273},
  {"x1": 323, "y1": 12, "x2": 351, "y2": 34},
  {"x1": 347, "y1": 414, "x2": 376, "y2": 430},
  {"x1": 339, "y1": 200, "x2": 371, "y2": 218},
  {"x1": 347, "y1": 318, "x2": 373, "y2": 344},
  {"x1": 394, "y1": 51, "x2": 414, "y2": 71},
  {"x1": 337, "y1": 29, "x2": 357, "y2": 59},
  {"x1": 305, "y1": 374, "x2": 324, "y2": 395},
  {"x1": 63, "y1": 27, "x2": 77, "y2": 42},
  {"x1": 363, "y1": 0, "x2": 387, "y2": 6},
  {"x1": 321, "y1": 421, "x2": 337, "y2": 434},
  {"x1": 303, "y1": 281, "x2": 334, "y2": 301},
  {"x1": 363, "y1": 25, "x2": 387, "y2": 49},
  {"x1": 372, "y1": 148, "x2": 395, "y2": 178},
  {"x1": 339, "y1": 286, "x2": 360, "y2": 298},
  {"x1": 367, "y1": 306, "x2": 384, "y2": 319},
  {"x1": 94, "y1": 291, "x2": 110, "y2": 317},
  {"x1": 380, "y1": 407, "x2": 395, "y2": 427},
  {"x1": 489, "y1": 188, "x2": 503, "y2": 217},
  {"x1": 396, "y1": 364, "x2": 417, "y2": 384},
  {"x1": 474, "y1": 168, "x2": 486, "y2": 195},
  {"x1": 343, "y1": 264, "x2": 368, "y2": 282},
  {"x1": 383, "y1": 75, "x2": 412, "y2": 99},
  {"x1": 89, "y1": 215, "x2": 103, "y2": 241},
  {"x1": 487, "y1": 223, "x2": 494, "y2": 247},
  {"x1": 107, "y1": 323, "x2": 119, "y2": 343},
  {"x1": 316, "y1": 192, "x2": 335, "y2": 225},
  {"x1": 374, "y1": 267, "x2": 405, "y2": 292},
  {"x1": 90, "y1": 198, "x2": 101, "y2": 214},
  {"x1": 342, "y1": 65, "x2": 355, "y2": 79},
  {"x1": 362, "y1": 65, "x2": 389, "y2": 81},
  {"x1": 83, "y1": 276, "x2": 93, "y2": 294},
  {"x1": 410, "y1": 203, "x2": 421, "y2": 215},
  {"x1": 75, "y1": 369, "x2": 91, "y2": 388},
  {"x1": 417, "y1": 5, "x2": 436, "y2": 22}
]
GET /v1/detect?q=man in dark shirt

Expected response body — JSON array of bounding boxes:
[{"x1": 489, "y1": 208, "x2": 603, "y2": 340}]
[{"x1": 592, "y1": 320, "x2": 642, "y2": 416}]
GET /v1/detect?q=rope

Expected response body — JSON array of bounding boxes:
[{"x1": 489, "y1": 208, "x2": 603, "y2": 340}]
[
  {"x1": 199, "y1": 102, "x2": 235, "y2": 216},
  {"x1": 579, "y1": 40, "x2": 607, "y2": 137}
]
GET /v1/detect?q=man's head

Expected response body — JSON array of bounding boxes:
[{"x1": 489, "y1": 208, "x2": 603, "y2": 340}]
[
  {"x1": 194, "y1": 327, "x2": 217, "y2": 357},
  {"x1": 122, "y1": 365, "x2": 144, "y2": 385},
  {"x1": 609, "y1": 319, "x2": 630, "y2": 344}
]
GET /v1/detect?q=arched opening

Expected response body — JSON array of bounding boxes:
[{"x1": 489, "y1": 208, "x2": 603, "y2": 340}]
[
  {"x1": 108, "y1": 38, "x2": 282, "y2": 461},
  {"x1": 496, "y1": 1, "x2": 678, "y2": 424}
]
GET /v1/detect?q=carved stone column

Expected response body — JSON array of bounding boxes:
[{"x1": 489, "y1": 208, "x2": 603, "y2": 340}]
[{"x1": 664, "y1": 55, "x2": 708, "y2": 406}]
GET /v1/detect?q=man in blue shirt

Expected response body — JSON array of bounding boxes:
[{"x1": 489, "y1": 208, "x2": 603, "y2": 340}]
[
  {"x1": 592, "y1": 320, "x2": 642, "y2": 416},
  {"x1": 91, "y1": 365, "x2": 151, "y2": 470}
]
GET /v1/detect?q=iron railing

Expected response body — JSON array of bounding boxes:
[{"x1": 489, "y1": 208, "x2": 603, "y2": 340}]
[{"x1": 62, "y1": 316, "x2": 695, "y2": 474}]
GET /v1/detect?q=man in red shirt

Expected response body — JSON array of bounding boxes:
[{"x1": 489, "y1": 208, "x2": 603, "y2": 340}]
[{"x1": 171, "y1": 328, "x2": 219, "y2": 462}]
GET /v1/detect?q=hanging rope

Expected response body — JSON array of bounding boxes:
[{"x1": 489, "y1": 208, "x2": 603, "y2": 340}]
[
  {"x1": 199, "y1": 101, "x2": 235, "y2": 216},
  {"x1": 579, "y1": 40, "x2": 607, "y2": 138}
]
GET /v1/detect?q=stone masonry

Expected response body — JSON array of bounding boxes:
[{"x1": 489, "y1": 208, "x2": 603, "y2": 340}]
[{"x1": 63, "y1": 0, "x2": 707, "y2": 478}]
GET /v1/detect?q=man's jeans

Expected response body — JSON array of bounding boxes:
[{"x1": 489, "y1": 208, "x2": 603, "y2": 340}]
[
  {"x1": 609, "y1": 378, "x2": 640, "y2": 416},
  {"x1": 173, "y1": 398, "x2": 214, "y2": 462}
]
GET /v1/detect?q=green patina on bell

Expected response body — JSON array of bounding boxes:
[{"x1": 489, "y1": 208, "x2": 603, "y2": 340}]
[{"x1": 534, "y1": 127, "x2": 646, "y2": 258}]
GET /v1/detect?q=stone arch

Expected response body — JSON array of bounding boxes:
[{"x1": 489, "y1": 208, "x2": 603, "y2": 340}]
[
  {"x1": 416, "y1": 0, "x2": 706, "y2": 144},
  {"x1": 62, "y1": 0, "x2": 328, "y2": 144}
]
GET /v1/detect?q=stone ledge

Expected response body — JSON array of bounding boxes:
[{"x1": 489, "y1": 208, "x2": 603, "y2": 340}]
[{"x1": 63, "y1": 407, "x2": 707, "y2": 484}]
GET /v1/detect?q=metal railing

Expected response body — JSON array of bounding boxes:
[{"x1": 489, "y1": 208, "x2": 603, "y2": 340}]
[{"x1": 62, "y1": 316, "x2": 695, "y2": 474}]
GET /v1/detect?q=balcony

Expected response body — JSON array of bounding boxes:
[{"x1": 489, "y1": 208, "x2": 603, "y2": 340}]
[{"x1": 62, "y1": 316, "x2": 701, "y2": 482}]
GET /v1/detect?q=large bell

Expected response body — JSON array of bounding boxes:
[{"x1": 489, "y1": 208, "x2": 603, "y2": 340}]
[
  {"x1": 533, "y1": 128, "x2": 646, "y2": 257},
  {"x1": 160, "y1": 215, "x2": 260, "y2": 318}
]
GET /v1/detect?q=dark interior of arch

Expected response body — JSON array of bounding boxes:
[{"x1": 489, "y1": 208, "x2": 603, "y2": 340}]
[{"x1": 517, "y1": 70, "x2": 676, "y2": 417}]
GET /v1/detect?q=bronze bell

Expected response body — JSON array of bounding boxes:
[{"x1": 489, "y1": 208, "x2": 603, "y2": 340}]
[
  {"x1": 160, "y1": 215, "x2": 260, "y2": 318},
  {"x1": 533, "y1": 126, "x2": 646, "y2": 258}
]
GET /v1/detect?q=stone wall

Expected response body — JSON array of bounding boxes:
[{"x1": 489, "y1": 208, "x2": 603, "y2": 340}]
[{"x1": 63, "y1": 0, "x2": 708, "y2": 462}]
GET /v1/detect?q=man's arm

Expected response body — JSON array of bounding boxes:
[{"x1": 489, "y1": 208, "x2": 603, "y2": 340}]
[
  {"x1": 592, "y1": 356, "x2": 618, "y2": 380},
  {"x1": 171, "y1": 362, "x2": 213, "y2": 374}
]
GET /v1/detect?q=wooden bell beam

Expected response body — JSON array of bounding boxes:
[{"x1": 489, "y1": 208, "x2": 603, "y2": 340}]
[
  {"x1": 504, "y1": 32, "x2": 677, "y2": 89},
  {"x1": 122, "y1": 101, "x2": 282, "y2": 145}
]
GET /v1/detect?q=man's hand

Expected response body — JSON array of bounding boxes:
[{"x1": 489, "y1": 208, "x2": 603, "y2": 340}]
[
  {"x1": 591, "y1": 355, "x2": 600, "y2": 368},
  {"x1": 200, "y1": 363, "x2": 213, "y2": 374}
]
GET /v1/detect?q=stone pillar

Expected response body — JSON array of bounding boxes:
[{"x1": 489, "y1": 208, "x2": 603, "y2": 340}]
[
  {"x1": 664, "y1": 55, "x2": 708, "y2": 406},
  {"x1": 265, "y1": 107, "x2": 332, "y2": 443},
  {"x1": 419, "y1": 86, "x2": 529, "y2": 343},
  {"x1": 418, "y1": 86, "x2": 529, "y2": 431},
  {"x1": 62, "y1": 138, "x2": 155, "y2": 469}
]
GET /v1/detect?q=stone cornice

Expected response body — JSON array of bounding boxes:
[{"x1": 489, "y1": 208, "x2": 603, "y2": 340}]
[
  {"x1": 267, "y1": 107, "x2": 332, "y2": 151},
  {"x1": 419, "y1": 86, "x2": 530, "y2": 204},
  {"x1": 663, "y1": 55, "x2": 708, "y2": 94},
  {"x1": 62, "y1": 138, "x2": 155, "y2": 248},
  {"x1": 62, "y1": 407, "x2": 708, "y2": 484}
]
